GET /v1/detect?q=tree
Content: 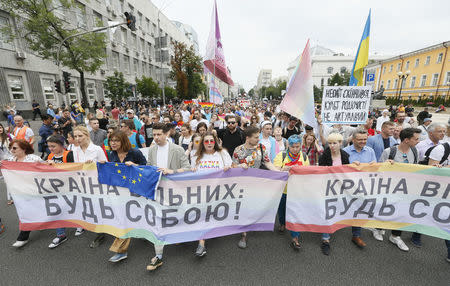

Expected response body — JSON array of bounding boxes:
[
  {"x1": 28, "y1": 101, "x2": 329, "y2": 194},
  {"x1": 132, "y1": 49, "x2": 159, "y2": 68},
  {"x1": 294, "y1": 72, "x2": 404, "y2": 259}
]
[
  {"x1": 239, "y1": 88, "x2": 245, "y2": 96},
  {"x1": 1, "y1": 0, "x2": 107, "y2": 107},
  {"x1": 104, "y1": 71, "x2": 132, "y2": 102},
  {"x1": 164, "y1": 86, "x2": 177, "y2": 100},
  {"x1": 328, "y1": 71, "x2": 351, "y2": 86},
  {"x1": 170, "y1": 41, "x2": 204, "y2": 99},
  {"x1": 248, "y1": 88, "x2": 255, "y2": 97},
  {"x1": 136, "y1": 76, "x2": 160, "y2": 98},
  {"x1": 313, "y1": 85, "x2": 323, "y2": 103}
]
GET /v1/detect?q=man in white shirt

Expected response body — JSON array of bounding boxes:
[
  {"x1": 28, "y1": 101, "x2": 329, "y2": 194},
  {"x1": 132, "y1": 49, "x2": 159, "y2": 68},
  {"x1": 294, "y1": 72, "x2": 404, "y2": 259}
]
[
  {"x1": 417, "y1": 118, "x2": 432, "y2": 141},
  {"x1": 146, "y1": 122, "x2": 190, "y2": 271},
  {"x1": 189, "y1": 110, "x2": 209, "y2": 131},
  {"x1": 376, "y1": 109, "x2": 390, "y2": 132},
  {"x1": 12, "y1": 115, "x2": 35, "y2": 144},
  {"x1": 180, "y1": 105, "x2": 191, "y2": 123},
  {"x1": 416, "y1": 123, "x2": 446, "y2": 160}
]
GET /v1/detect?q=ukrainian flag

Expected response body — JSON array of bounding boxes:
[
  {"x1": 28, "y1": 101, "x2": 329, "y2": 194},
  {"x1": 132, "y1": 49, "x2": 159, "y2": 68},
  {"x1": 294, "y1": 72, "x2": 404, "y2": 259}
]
[{"x1": 349, "y1": 10, "x2": 371, "y2": 86}]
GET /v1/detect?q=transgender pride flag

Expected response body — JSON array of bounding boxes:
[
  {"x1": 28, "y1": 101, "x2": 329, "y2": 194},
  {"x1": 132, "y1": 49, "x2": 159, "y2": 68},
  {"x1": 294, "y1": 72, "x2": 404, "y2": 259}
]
[
  {"x1": 280, "y1": 39, "x2": 315, "y2": 127},
  {"x1": 209, "y1": 75, "x2": 223, "y2": 104}
]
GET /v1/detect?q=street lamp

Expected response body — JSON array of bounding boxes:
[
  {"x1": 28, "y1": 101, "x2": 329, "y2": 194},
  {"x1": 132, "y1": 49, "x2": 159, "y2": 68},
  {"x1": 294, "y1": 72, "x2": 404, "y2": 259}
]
[{"x1": 397, "y1": 70, "x2": 411, "y2": 99}]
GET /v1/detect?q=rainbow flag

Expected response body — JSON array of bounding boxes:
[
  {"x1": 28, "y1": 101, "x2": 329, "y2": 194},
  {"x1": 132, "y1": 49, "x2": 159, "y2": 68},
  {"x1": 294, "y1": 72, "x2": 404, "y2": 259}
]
[
  {"x1": 349, "y1": 10, "x2": 371, "y2": 86},
  {"x1": 279, "y1": 39, "x2": 315, "y2": 127},
  {"x1": 199, "y1": 102, "x2": 214, "y2": 108}
]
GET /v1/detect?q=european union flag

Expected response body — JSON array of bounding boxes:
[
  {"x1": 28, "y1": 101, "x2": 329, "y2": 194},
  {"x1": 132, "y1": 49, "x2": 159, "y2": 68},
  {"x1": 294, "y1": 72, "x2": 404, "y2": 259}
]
[{"x1": 97, "y1": 162, "x2": 161, "y2": 200}]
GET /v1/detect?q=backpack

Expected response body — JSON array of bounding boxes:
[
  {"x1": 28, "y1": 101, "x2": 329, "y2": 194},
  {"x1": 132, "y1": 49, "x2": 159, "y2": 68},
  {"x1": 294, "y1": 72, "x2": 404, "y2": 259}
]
[
  {"x1": 388, "y1": 145, "x2": 418, "y2": 164},
  {"x1": 418, "y1": 142, "x2": 450, "y2": 165}
]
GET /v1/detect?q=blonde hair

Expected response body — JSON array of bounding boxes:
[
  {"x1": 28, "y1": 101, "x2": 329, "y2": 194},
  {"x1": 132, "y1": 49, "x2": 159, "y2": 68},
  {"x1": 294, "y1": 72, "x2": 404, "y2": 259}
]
[
  {"x1": 327, "y1": 133, "x2": 343, "y2": 143},
  {"x1": 73, "y1": 126, "x2": 90, "y2": 139}
]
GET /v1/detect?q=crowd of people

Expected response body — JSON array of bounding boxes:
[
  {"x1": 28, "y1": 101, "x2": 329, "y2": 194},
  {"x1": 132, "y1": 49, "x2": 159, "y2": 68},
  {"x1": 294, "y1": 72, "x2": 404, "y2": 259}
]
[{"x1": 0, "y1": 98, "x2": 449, "y2": 270}]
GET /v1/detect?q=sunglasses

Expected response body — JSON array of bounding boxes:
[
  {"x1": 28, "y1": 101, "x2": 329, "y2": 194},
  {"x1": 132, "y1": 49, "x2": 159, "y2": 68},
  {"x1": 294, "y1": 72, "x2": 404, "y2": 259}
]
[
  {"x1": 204, "y1": 140, "x2": 215, "y2": 144},
  {"x1": 227, "y1": 121, "x2": 236, "y2": 124}
]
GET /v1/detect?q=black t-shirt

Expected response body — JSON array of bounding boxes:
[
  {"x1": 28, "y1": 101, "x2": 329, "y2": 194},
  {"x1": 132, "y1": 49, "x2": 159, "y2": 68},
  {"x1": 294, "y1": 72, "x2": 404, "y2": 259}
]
[
  {"x1": 382, "y1": 137, "x2": 390, "y2": 149},
  {"x1": 218, "y1": 128, "x2": 244, "y2": 156},
  {"x1": 99, "y1": 118, "x2": 109, "y2": 130},
  {"x1": 45, "y1": 151, "x2": 74, "y2": 163},
  {"x1": 282, "y1": 127, "x2": 300, "y2": 139},
  {"x1": 58, "y1": 117, "x2": 73, "y2": 137}
]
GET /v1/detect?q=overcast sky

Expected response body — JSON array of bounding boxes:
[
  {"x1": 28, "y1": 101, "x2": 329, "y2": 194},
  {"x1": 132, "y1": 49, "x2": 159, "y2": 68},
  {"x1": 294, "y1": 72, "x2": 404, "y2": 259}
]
[{"x1": 152, "y1": 0, "x2": 450, "y2": 90}]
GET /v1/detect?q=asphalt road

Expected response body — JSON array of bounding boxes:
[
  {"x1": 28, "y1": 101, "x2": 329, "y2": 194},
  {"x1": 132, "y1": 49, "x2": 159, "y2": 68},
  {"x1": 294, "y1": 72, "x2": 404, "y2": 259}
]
[{"x1": 0, "y1": 115, "x2": 449, "y2": 286}]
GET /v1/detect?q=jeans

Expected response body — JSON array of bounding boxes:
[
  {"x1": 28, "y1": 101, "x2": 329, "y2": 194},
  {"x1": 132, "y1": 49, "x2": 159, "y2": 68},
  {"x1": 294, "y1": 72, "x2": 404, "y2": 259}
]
[
  {"x1": 411, "y1": 232, "x2": 421, "y2": 244},
  {"x1": 277, "y1": 194, "x2": 286, "y2": 226},
  {"x1": 352, "y1": 227, "x2": 362, "y2": 237},
  {"x1": 56, "y1": 228, "x2": 66, "y2": 237},
  {"x1": 290, "y1": 231, "x2": 331, "y2": 240}
]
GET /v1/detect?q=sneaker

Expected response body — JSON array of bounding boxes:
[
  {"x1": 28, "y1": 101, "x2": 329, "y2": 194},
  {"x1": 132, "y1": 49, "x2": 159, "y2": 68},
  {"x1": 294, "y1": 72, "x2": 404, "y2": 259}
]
[
  {"x1": 371, "y1": 229, "x2": 384, "y2": 241},
  {"x1": 0, "y1": 223, "x2": 5, "y2": 237},
  {"x1": 237, "y1": 237, "x2": 247, "y2": 249},
  {"x1": 290, "y1": 240, "x2": 301, "y2": 251},
  {"x1": 195, "y1": 244, "x2": 207, "y2": 257},
  {"x1": 48, "y1": 236, "x2": 68, "y2": 249},
  {"x1": 146, "y1": 256, "x2": 163, "y2": 271},
  {"x1": 109, "y1": 253, "x2": 128, "y2": 263},
  {"x1": 389, "y1": 235, "x2": 409, "y2": 251},
  {"x1": 12, "y1": 240, "x2": 28, "y2": 248},
  {"x1": 74, "y1": 228, "x2": 84, "y2": 236},
  {"x1": 321, "y1": 241, "x2": 330, "y2": 255},
  {"x1": 89, "y1": 233, "x2": 105, "y2": 248},
  {"x1": 446, "y1": 257, "x2": 450, "y2": 263}
]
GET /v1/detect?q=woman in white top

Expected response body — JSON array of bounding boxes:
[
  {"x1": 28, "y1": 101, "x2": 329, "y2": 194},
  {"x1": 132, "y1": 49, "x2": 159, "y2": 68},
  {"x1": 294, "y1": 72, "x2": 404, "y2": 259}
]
[
  {"x1": 8, "y1": 139, "x2": 44, "y2": 248},
  {"x1": 190, "y1": 131, "x2": 232, "y2": 257},
  {"x1": 72, "y1": 126, "x2": 107, "y2": 240},
  {"x1": 186, "y1": 133, "x2": 202, "y2": 161},
  {"x1": 178, "y1": 123, "x2": 192, "y2": 151}
]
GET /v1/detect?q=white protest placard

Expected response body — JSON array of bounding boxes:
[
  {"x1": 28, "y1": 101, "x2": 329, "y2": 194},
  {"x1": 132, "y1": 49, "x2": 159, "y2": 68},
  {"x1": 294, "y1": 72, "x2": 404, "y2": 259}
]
[{"x1": 321, "y1": 86, "x2": 372, "y2": 124}]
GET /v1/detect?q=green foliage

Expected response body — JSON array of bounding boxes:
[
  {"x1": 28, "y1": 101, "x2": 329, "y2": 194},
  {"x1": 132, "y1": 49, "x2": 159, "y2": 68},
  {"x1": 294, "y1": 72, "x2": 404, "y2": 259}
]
[
  {"x1": 136, "y1": 76, "x2": 161, "y2": 98},
  {"x1": 170, "y1": 41, "x2": 204, "y2": 99},
  {"x1": 104, "y1": 71, "x2": 132, "y2": 101},
  {"x1": 1, "y1": 0, "x2": 107, "y2": 105},
  {"x1": 313, "y1": 85, "x2": 323, "y2": 103},
  {"x1": 239, "y1": 88, "x2": 245, "y2": 95},
  {"x1": 259, "y1": 80, "x2": 287, "y2": 100},
  {"x1": 327, "y1": 71, "x2": 350, "y2": 86},
  {"x1": 248, "y1": 88, "x2": 255, "y2": 97},
  {"x1": 164, "y1": 86, "x2": 177, "y2": 99},
  {"x1": 385, "y1": 95, "x2": 450, "y2": 107}
]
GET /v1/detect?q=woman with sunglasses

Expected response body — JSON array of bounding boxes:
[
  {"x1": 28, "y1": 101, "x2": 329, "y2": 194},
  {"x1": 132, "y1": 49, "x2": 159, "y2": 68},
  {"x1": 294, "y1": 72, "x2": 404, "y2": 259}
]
[
  {"x1": 186, "y1": 133, "x2": 202, "y2": 161},
  {"x1": 249, "y1": 115, "x2": 260, "y2": 127},
  {"x1": 191, "y1": 131, "x2": 232, "y2": 257},
  {"x1": 7, "y1": 139, "x2": 44, "y2": 248}
]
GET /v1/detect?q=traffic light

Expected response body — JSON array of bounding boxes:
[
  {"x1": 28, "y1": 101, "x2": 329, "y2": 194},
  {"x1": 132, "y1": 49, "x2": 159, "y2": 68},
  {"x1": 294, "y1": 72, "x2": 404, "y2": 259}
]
[
  {"x1": 62, "y1": 71, "x2": 71, "y2": 94},
  {"x1": 54, "y1": 80, "x2": 62, "y2": 93},
  {"x1": 124, "y1": 12, "x2": 136, "y2": 31}
]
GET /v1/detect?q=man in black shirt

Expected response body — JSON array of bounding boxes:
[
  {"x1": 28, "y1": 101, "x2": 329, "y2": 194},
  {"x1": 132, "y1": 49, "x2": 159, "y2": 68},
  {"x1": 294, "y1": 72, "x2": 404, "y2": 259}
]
[
  {"x1": 282, "y1": 116, "x2": 301, "y2": 139},
  {"x1": 32, "y1": 100, "x2": 42, "y2": 120},
  {"x1": 218, "y1": 115, "x2": 245, "y2": 157},
  {"x1": 140, "y1": 112, "x2": 158, "y2": 146},
  {"x1": 58, "y1": 109, "x2": 74, "y2": 139}
]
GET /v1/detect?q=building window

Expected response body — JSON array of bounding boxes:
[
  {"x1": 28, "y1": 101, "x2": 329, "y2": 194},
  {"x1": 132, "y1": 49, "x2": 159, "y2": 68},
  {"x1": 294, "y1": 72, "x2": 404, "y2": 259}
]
[
  {"x1": 134, "y1": 58, "x2": 138, "y2": 74},
  {"x1": 401, "y1": 78, "x2": 406, "y2": 88},
  {"x1": 7, "y1": 75, "x2": 26, "y2": 100},
  {"x1": 397, "y1": 63, "x2": 401, "y2": 71},
  {"x1": 75, "y1": 3, "x2": 87, "y2": 30},
  {"x1": 131, "y1": 34, "x2": 136, "y2": 50},
  {"x1": 415, "y1": 58, "x2": 419, "y2": 68},
  {"x1": 410, "y1": 76, "x2": 416, "y2": 88},
  {"x1": 124, "y1": 55, "x2": 130, "y2": 73},
  {"x1": 68, "y1": 81, "x2": 78, "y2": 101},
  {"x1": 340, "y1": 67, "x2": 346, "y2": 73},
  {"x1": 437, "y1": 53, "x2": 443, "y2": 64},
  {"x1": 445, "y1": 71, "x2": 450, "y2": 85},
  {"x1": 112, "y1": 51, "x2": 119, "y2": 69},
  {"x1": 431, "y1": 73, "x2": 439, "y2": 86},
  {"x1": 41, "y1": 78, "x2": 56, "y2": 102},
  {"x1": 383, "y1": 66, "x2": 386, "y2": 74},
  {"x1": 87, "y1": 82, "x2": 96, "y2": 102},
  {"x1": 121, "y1": 27, "x2": 127, "y2": 44},
  {"x1": 405, "y1": 61, "x2": 409, "y2": 70},
  {"x1": 389, "y1": 65, "x2": 393, "y2": 72},
  {"x1": 387, "y1": 80, "x2": 391, "y2": 89},
  {"x1": 0, "y1": 16, "x2": 15, "y2": 50},
  {"x1": 394, "y1": 79, "x2": 398, "y2": 89},
  {"x1": 420, "y1": 75, "x2": 427, "y2": 87},
  {"x1": 380, "y1": 81, "x2": 384, "y2": 89},
  {"x1": 93, "y1": 11, "x2": 102, "y2": 27},
  {"x1": 118, "y1": 0, "x2": 124, "y2": 14},
  {"x1": 146, "y1": 18, "x2": 150, "y2": 33},
  {"x1": 140, "y1": 38, "x2": 145, "y2": 53},
  {"x1": 425, "y1": 56, "x2": 430, "y2": 66},
  {"x1": 327, "y1": 67, "x2": 333, "y2": 74}
]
